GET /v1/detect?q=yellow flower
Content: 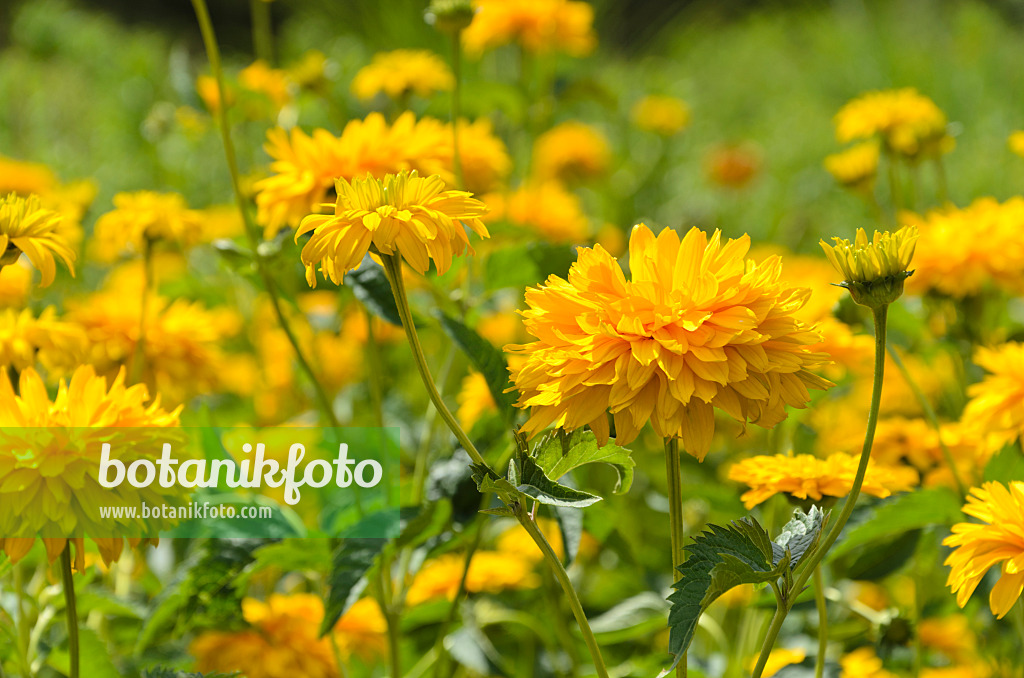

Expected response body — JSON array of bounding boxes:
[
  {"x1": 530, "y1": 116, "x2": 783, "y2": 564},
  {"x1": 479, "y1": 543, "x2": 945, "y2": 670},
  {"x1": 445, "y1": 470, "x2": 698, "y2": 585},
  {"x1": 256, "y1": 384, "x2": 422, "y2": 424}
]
[
  {"x1": 0, "y1": 155, "x2": 57, "y2": 196},
  {"x1": 0, "y1": 193, "x2": 75, "y2": 286},
  {"x1": 961, "y1": 343, "x2": 1024, "y2": 449},
  {"x1": 747, "y1": 648, "x2": 806, "y2": 678},
  {"x1": 191, "y1": 594, "x2": 386, "y2": 677},
  {"x1": 532, "y1": 121, "x2": 610, "y2": 182},
  {"x1": 631, "y1": 95, "x2": 690, "y2": 136},
  {"x1": 834, "y1": 88, "x2": 949, "y2": 157},
  {"x1": 0, "y1": 306, "x2": 87, "y2": 376},
  {"x1": 825, "y1": 141, "x2": 880, "y2": 190},
  {"x1": 239, "y1": 60, "x2": 293, "y2": 110},
  {"x1": 902, "y1": 198, "x2": 1024, "y2": 298},
  {"x1": 0, "y1": 262, "x2": 31, "y2": 308},
  {"x1": 406, "y1": 551, "x2": 539, "y2": 606},
  {"x1": 92, "y1": 191, "x2": 203, "y2": 262},
  {"x1": 351, "y1": 49, "x2": 454, "y2": 101},
  {"x1": 918, "y1": 614, "x2": 976, "y2": 663},
  {"x1": 840, "y1": 647, "x2": 897, "y2": 678},
  {"x1": 483, "y1": 181, "x2": 590, "y2": 243},
  {"x1": 286, "y1": 50, "x2": 329, "y2": 90},
  {"x1": 0, "y1": 365, "x2": 181, "y2": 570},
  {"x1": 867, "y1": 417, "x2": 994, "y2": 490},
  {"x1": 944, "y1": 481, "x2": 1024, "y2": 618},
  {"x1": 449, "y1": 118, "x2": 512, "y2": 194},
  {"x1": 196, "y1": 73, "x2": 236, "y2": 114},
  {"x1": 457, "y1": 371, "x2": 498, "y2": 431},
  {"x1": 807, "y1": 317, "x2": 875, "y2": 379},
  {"x1": 728, "y1": 452, "x2": 918, "y2": 509},
  {"x1": 462, "y1": 0, "x2": 596, "y2": 57},
  {"x1": 1009, "y1": 131, "x2": 1024, "y2": 158},
  {"x1": 297, "y1": 170, "x2": 488, "y2": 286},
  {"x1": 921, "y1": 667, "x2": 991, "y2": 678},
  {"x1": 507, "y1": 224, "x2": 832, "y2": 459},
  {"x1": 820, "y1": 226, "x2": 918, "y2": 308}
]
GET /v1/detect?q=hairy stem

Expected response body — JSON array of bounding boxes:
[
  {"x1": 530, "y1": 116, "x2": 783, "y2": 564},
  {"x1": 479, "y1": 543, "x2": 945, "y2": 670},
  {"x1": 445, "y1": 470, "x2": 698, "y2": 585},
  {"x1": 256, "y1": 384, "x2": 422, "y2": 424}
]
[{"x1": 60, "y1": 546, "x2": 79, "y2": 678}]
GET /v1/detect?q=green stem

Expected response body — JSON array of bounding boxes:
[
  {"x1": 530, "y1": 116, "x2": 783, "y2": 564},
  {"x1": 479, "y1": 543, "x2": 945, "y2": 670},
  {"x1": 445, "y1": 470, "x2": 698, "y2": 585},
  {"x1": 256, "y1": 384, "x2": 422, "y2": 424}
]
[
  {"x1": 450, "y1": 31, "x2": 465, "y2": 190},
  {"x1": 191, "y1": 0, "x2": 339, "y2": 428},
  {"x1": 60, "y1": 546, "x2": 78, "y2": 678},
  {"x1": 518, "y1": 507, "x2": 610, "y2": 678},
  {"x1": 752, "y1": 306, "x2": 889, "y2": 678},
  {"x1": 380, "y1": 561, "x2": 402, "y2": 678},
  {"x1": 886, "y1": 345, "x2": 967, "y2": 499},
  {"x1": 812, "y1": 566, "x2": 827, "y2": 678},
  {"x1": 13, "y1": 562, "x2": 31, "y2": 677},
  {"x1": 664, "y1": 437, "x2": 687, "y2": 678},
  {"x1": 249, "y1": 0, "x2": 273, "y2": 63}
]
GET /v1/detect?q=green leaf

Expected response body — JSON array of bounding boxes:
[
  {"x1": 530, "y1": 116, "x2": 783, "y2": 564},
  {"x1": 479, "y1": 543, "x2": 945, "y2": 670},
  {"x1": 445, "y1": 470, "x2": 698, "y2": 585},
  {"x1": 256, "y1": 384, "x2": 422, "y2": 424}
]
[
  {"x1": 553, "y1": 502, "x2": 584, "y2": 566},
  {"x1": 345, "y1": 262, "x2": 406, "y2": 327},
  {"x1": 663, "y1": 518, "x2": 784, "y2": 675},
  {"x1": 828, "y1": 488, "x2": 961, "y2": 561},
  {"x1": 320, "y1": 538, "x2": 387, "y2": 636},
  {"x1": 248, "y1": 539, "x2": 332, "y2": 575},
  {"x1": 48, "y1": 628, "x2": 121, "y2": 678},
  {"x1": 534, "y1": 429, "x2": 635, "y2": 494},
  {"x1": 983, "y1": 444, "x2": 1024, "y2": 483},
  {"x1": 395, "y1": 500, "x2": 453, "y2": 549},
  {"x1": 436, "y1": 311, "x2": 518, "y2": 419},
  {"x1": 771, "y1": 506, "x2": 827, "y2": 570},
  {"x1": 515, "y1": 455, "x2": 602, "y2": 508}
]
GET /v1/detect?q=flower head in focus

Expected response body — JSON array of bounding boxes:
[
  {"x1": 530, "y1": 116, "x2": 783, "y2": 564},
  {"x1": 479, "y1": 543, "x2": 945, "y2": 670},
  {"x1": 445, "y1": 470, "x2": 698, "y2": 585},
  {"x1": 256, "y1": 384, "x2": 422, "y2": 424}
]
[
  {"x1": 825, "y1": 141, "x2": 880, "y2": 191},
  {"x1": 532, "y1": 121, "x2": 610, "y2": 183},
  {"x1": 297, "y1": 170, "x2": 488, "y2": 286},
  {"x1": 351, "y1": 49, "x2": 454, "y2": 101},
  {"x1": 944, "y1": 481, "x2": 1024, "y2": 618},
  {"x1": 835, "y1": 88, "x2": 950, "y2": 158},
  {"x1": 820, "y1": 226, "x2": 918, "y2": 308},
  {"x1": 92, "y1": 191, "x2": 203, "y2": 262},
  {"x1": 728, "y1": 452, "x2": 918, "y2": 509},
  {"x1": 631, "y1": 95, "x2": 691, "y2": 136},
  {"x1": 507, "y1": 224, "x2": 833, "y2": 459},
  {"x1": 0, "y1": 193, "x2": 75, "y2": 286},
  {"x1": 462, "y1": 0, "x2": 596, "y2": 57}
]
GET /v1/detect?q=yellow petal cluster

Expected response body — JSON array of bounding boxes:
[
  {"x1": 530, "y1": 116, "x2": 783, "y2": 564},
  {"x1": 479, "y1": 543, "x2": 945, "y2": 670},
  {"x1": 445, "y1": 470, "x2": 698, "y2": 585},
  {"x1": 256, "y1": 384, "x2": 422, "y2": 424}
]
[
  {"x1": 406, "y1": 550, "x2": 540, "y2": 606},
  {"x1": 92, "y1": 191, "x2": 203, "y2": 261},
  {"x1": 532, "y1": 121, "x2": 610, "y2": 182},
  {"x1": 834, "y1": 88, "x2": 949, "y2": 157},
  {"x1": 483, "y1": 181, "x2": 590, "y2": 244},
  {"x1": 0, "y1": 193, "x2": 76, "y2": 286},
  {"x1": 728, "y1": 452, "x2": 918, "y2": 509},
  {"x1": 960, "y1": 342, "x2": 1024, "y2": 449},
  {"x1": 297, "y1": 170, "x2": 488, "y2": 286},
  {"x1": 462, "y1": 0, "x2": 596, "y2": 57},
  {"x1": 631, "y1": 95, "x2": 691, "y2": 136},
  {"x1": 820, "y1": 226, "x2": 918, "y2": 307},
  {"x1": 839, "y1": 647, "x2": 897, "y2": 678},
  {"x1": 507, "y1": 224, "x2": 833, "y2": 459},
  {"x1": 351, "y1": 49, "x2": 454, "y2": 101},
  {"x1": 825, "y1": 140, "x2": 880, "y2": 190},
  {"x1": 944, "y1": 481, "x2": 1024, "y2": 618},
  {"x1": 0, "y1": 306, "x2": 87, "y2": 376}
]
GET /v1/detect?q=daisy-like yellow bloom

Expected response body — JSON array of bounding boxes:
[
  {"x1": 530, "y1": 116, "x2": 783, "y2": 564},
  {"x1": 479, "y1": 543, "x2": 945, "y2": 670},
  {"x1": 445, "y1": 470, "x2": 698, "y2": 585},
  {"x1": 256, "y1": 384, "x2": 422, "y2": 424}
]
[
  {"x1": 351, "y1": 49, "x2": 454, "y2": 101},
  {"x1": 835, "y1": 88, "x2": 949, "y2": 158},
  {"x1": 1009, "y1": 131, "x2": 1024, "y2": 158},
  {"x1": 944, "y1": 481, "x2": 1024, "y2": 618},
  {"x1": 297, "y1": 170, "x2": 488, "y2": 286},
  {"x1": 191, "y1": 594, "x2": 386, "y2": 677},
  {"x1": 825, "y1": 141, "x2": 880, "y2": 191},
  {"x1": 92, "y1": 191, "x2": 203, "y2": 262},
  {"x1": 820, "y1": 226, "x2": 918, "y2": 308},
  {"x1": 961, "y1": 343, "x2": 1024, "y2": 449},
  {"x1": 631, "y1": 95, "x2": 691, "y2": 136},
  {"x1": 532, "y1": 121, "x2": 610, "y2": 182},
  {"x1": 840, "y1": 647, "x2": 897, "y2": 678},
  {"x1": 747, "y1": 648, "x2": 806, "y2": 678},
  {"x1": 239, "y1": 59, "x2": 293, "y2": 110},
  {"x1": 0, "y1": 262, "x2": 31, "y2": 308},
  {"x1": 0, "y1": 306, "x2": 87, "y2": 376},
  {"x1": 729, "y1": 452, "x2": 918, "y2": 509},
  {"x1": 462, "y1": 0, "x2": 596, "y2": 57},
  {"x1": 0, "y1": 193, "x2": 75, "y2": 286},
  {"x1": 483, "y1": 181, "x2": 590, "y2": 243},
  {"x1": 903, "y1": 197, "x2": 1024, "y2": 298},
  {"x1": 0, "y1": 365, "x2": 181, "y2": 570},
  {"x1": 405, "y1": 551, "x2": 539, "y2": 606},
  {"x1": 508, "y1": 224, "x2": 833, "y2": 458}
]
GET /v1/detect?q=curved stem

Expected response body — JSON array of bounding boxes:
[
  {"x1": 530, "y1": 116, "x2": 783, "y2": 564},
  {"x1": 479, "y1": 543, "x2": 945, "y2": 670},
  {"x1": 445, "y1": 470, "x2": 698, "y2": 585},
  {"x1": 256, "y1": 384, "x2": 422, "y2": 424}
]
[
  {"x1": 518, "y1": 508, "x2": 610, "y2": 678},
  {"x1": 752, "y1": 306, "x2": 889, "y2": 678},
  {"x1": 664, "y1": 437, "x2": 687, "y2": 677},
  {"x1": 60, "y1": 546, "x2": 79, "y2": 678},
  {"x1": 191, "y1": 0, "x2": 339, "y2": 428},
  {"x1": 812, "y1": 566, "x2": 827, "y2": 678}
]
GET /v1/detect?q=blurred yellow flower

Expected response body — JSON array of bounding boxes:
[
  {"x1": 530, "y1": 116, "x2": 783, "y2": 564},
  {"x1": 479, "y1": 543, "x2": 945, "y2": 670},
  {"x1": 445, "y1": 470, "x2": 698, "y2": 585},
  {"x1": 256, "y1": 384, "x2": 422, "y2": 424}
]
[
  {"x1": 191, "y1": 594, "x2": 386, "y2": 677},
  {"x1": 287, "y1": 49, "x2": 329, "y2": 90},
  {"x1": 961, "y1": 343, "x2": 1024, "y2": 449},
  {"x1": 351, "y1": 49, "x2": 454, "y2": 101},
  {"x1": 807, "y1": 317, "x2": 874, "y2": 379},
  {"x1": 944, "y1": 481, "x2": 1024, "y2": 618},
  {"x1": 868, "y1": 417, "x2": 994, "y2": 489},
  {"x1": 0, "y1": 155, "x2": 57, "y2": 196},
  {"x1": 297, "y1": 170, "x2": 488, "y2": 286},
  {"x1": 747, "y1": 647, "x2": 806, "y2": 678},
  {"x1": 0, "y1": 365, "x2": 180, "y2": 570},
  {"x1": 450, "y1": 118, "x2": 512, "y2": 194},
  {"x1": 1009, "y1": 131, "x2": 1024, "y2": 158},
  {"x1": 0, "y1": 193, "x2": 76, "y2": 286},
  {"x1": 750, "y1": 248, "x2": 843, "y2": 324},
  {"x1": 195, "y1": 73, "x2": 236, "y2": 114},
  {"x1": 483, "y1": 181, "x2": 590, "y2": 243},
  {"x1": 835, "y1": 88, "x2": 949, "y2": 157},
  {"x1": 239, "y1": 59, "x2": 293, "y2": 110},
  {"x1": 457, "y1": 370, "x2": 497, "y2": 431},
  {"x1": 92, "y1": 191, "x2": 203, "y2": 262},
  {"x1": 533, "y1": 121, "x2": 610, "y2": 182},
  {"x1": 631, "y1": 95, "x2": 690, "y2": 136},
  {"x1": 463, "y1": 0, "x2": 596, "y2": 57},
  {"x1": 406, "y1": 551, "x2": 539, "y2": 605},
  {"x1": 825, "y1": 141, "x2": 880, "y2": 190},
  {"x1": 918, "y1": 614, "x2": 976, "y2": 663},
  {"x1": 840, "y1": 647, "x2": 897, "y2": 678},
  {"x1": 508, "y1": 224, "x2": 832, "y2": 458},
  {"x1": 0, "y1": 306, "x2": 87, "y2": 376},
  {"x1": 821, "y1": 226, "x2": 918, "y2": 307},
  {"x1": 728, "y1": 452, "x2": 918, "y2": 509},
  {"x1": 0, "y1": 262, "x2": 31, "y2": 308}
]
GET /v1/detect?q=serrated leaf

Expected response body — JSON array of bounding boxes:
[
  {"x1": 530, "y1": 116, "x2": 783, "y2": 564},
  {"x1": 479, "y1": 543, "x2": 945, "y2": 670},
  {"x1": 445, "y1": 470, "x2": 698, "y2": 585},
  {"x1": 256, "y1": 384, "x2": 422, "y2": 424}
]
[
  {"x1": 515, "y1": 456, "x2": 602, "y2": 508},
  {"x1": 320, "y1": 538, "x2": 386, "y2": 636},
  {"x1": 828, "y1": 488, "x2": 961, "y2": 561},
  {"x1": 344, "y1": 260, "x2": 406, "y2": 327},
  {"x1": 534, "y1": 429, "x2": 635, "y2": 494},
  {"x1": 436, "y1": 312, "x2": 518, "y2": 419},
  {"x1": 771, "y1": 506, "x2": 827, "y2": 569},
  {"x1": 663, "y1": 518, "x2": 783, "y2": 675}
]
